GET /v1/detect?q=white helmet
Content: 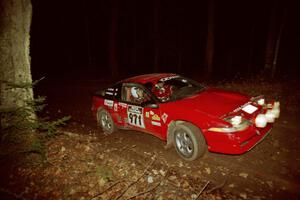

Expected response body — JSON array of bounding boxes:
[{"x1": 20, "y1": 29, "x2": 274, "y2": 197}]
[{"x1": 131, "y1": 87, "x2": 139, "y2": 98}]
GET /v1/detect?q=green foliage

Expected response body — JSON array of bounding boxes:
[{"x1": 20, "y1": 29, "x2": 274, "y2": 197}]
[
  {"x1": 0, "y1": 79, "x2": 71, "y2": 141},
  {"x1": 28, "y1": 139, "x2": 43, "y2": 154},
  {"x1": 2, "y1": 77, "x2": 44, "y2": 90},
  {"x1": 37, "y1": 116, "x2": 71, "y2": 136}
]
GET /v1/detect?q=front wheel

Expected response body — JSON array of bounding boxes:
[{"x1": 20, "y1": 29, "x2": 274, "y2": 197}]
[
  {"x1": 97, "y1": 109, "x2": 116, "y2": 134},
  {"x1": 173, "y1": 122, "x2": 207, "y2": 161}
]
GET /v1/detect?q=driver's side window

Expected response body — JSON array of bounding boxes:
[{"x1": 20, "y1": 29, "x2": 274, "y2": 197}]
[{"x1": 123, "y1": 85, "x2": 150, "y2": 105}]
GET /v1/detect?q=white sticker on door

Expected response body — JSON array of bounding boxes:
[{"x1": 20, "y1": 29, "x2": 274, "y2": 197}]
[
  {"x1": 127, "y1": 105, "x2": 145, "y2": 128},
  {"x1": 104, "y1": 99, "x2": 114, "y2": 108}
]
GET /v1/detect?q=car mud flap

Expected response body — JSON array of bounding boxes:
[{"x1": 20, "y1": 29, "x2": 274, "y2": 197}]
[{"x1": 165, "y1": 121, "x2": 185, "y2": 149}]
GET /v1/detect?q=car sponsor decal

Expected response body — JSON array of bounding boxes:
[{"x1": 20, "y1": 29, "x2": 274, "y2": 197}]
[
  {"x1": 152, "y1": 114, "x2": 160, "y2": 121},
  {"x1": 127, "y1": 105, "x2": 145, "y2": 128},
  {"x1": 242, "y1": 104, "x2": 258, "y2": 114},
  {"x1": 151, "y1": 121, "x2": 161, "y2": 126},
  {"x1": 104, "y1": 99, "x2": 114, "y2": 108},
  {"x1": 114, "y1": 103, "x2": 118, "y2": 111},
  {"x1": 233, "y1": 102, "x2": 251, "y2": 113},
  {"x1": 118, "y1": 102, "x2": 127, "y2": 108},
  {"x1": 106, "y1": 88, "x2": 118, "y2": 96},
  {"x1": 159, "y1": 75, "x2": 179, "y2": 82},
  {"x1": 161, "y1": 113, "x2": 168, "y2": 123},
  {"x1": 145, "y1": 112, "x2": 150, "y2": 118}
]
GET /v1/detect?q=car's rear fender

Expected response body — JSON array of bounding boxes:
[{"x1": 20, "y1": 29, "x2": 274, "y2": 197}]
[{"x1": 92, "y1": 96, "x2": 105, "y2": 116}]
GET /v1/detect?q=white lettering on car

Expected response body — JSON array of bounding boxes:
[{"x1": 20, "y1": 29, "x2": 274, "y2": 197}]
[
  {"x1": 118, "y1": 102, "x2": 127, "y2": 108},
  {"x1": 151, "y1": 121, "x2": 161, "y2": 126},
  {"x1": 104, "y1": 99, "x2": 114, "y2": 108},
  {"x1": 160, "y1": 75, "x2": 179, "y2": 82}
]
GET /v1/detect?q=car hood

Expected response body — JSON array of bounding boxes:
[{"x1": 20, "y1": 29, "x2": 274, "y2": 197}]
[{"x1": 173, "y1": 88, "x2": 250, "y2": 118}]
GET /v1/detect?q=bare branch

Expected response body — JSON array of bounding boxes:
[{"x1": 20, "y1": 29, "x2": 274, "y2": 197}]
[
  {"x1": 113, "y1": 155, "x2": 156, "y2": 200},
  {"x1": 196, "y1": 181, "x2": 210, "y2": 199},
  {"x1": 126, "y1": 181, "x2": 161, "y2": 200},
  {"x1": 207, "y1": 177, "x2": 228, "y2": 193},
  {"x1": 89, "y1": 178, "x2": 125, "y2": 200}
]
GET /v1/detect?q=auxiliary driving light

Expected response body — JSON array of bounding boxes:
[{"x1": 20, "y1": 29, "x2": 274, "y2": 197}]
[
  {"x1": 265, "y1": 110, "x2": 275, "y2": 123},
  {"x1": 272, "y1": 101, "x2": 280, "y2": 118},
  {"x1": 255, "y1": 114, "x2": 267, "y2": 128},
  {"x1": 257, "y1": 98, "x2": 265, "y2": 106}
]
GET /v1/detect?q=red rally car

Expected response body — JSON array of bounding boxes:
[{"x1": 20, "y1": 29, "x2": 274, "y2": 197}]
[{"x1": 92, "y1": 73, "x2": 280, "y2": 161}]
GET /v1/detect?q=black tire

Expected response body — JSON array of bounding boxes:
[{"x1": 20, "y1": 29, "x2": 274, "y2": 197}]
[
  {"x1": 97, "y1": 109, "x2": 116, "y2": 134},
  {"x1": 173, "y1": 122, "x2": 207, "y2": 161}
]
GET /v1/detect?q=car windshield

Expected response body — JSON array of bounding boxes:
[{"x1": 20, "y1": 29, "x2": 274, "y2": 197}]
[{"x1": 148, "y1": 76, "x2": 205, "y2": 103}]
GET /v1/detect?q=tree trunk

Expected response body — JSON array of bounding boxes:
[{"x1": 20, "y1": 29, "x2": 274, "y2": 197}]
[
  {"x1": 83, "y1": 0, "x2": 92, "y2": 66},
  {"x1": 204, "y1": 0, "x2": 215, "y2": 79},
  {"x1": 153, "y1": 0, "x2": 160, "y2": 72},
  {"x1": 0, "y1": 0, "x2": 35, "y2": 120},
  {"x1": 177, "y1": 4, "x2": 183, "y2": 74},
  {"x1": 109, "y1": 0, "x2": 119, "y2": 80},
  {"x1": 132, "y1": 2, "x2": 137, "y2": 69},
  {"x1": 247, "y1": 23, "x2": 255, "y2": 76},
  {"x1": 264, "y1": 0, "x2": 279, "y2": 71},
  {"x1": 271, "y1": 7, "x2": 286, "y2": 78}
]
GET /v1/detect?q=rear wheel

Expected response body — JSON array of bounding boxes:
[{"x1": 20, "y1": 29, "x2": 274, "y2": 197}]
[
  {"x1": 173, "y1": 122, "x2": 207, "y2": 161},
  {"x1": 97, "y1": 109, "x2": 115, "y2": 134}
]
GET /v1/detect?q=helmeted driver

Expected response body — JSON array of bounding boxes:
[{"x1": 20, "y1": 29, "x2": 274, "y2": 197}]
[
  {"x1": 153, "y1": 81, "x2": 172, "y2": 101},
  {"x1": 131, "y1": 87, "x2": 148, "y2": 104}
]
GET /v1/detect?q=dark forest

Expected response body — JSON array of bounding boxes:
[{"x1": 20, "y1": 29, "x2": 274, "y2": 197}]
[{"x1": 30, "y1": 0, "x2": 298, "y2": 81}]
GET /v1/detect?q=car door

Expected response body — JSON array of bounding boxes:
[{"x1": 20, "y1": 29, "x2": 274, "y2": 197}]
[
  {"x1": 142, "y1": 104, "x2": 163, "y2": 138},
  {"x1": 119, "y1": 83, "x2": 163, "y2": 138}
]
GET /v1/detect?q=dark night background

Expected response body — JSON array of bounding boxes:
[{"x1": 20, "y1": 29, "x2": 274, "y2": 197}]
[{"x1": 30, "y1": 0, "x2": 299, "y2": 81}]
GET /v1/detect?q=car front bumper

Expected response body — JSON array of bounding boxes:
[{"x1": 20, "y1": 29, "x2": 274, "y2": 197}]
[{"x1": 205, "y1": 123, "x2": 273, "y2": 154}]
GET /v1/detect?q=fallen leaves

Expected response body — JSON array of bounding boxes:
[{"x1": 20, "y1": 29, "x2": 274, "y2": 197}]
[
  {"x1": 205, "y1": 167, "x2": 211, "y2": 175},
  {"x1": 0, "y1": 129, "x2": 282, "y2": 200},
  {"x1": 239, "y1": 172, "x2": 249, "y2": 178}
]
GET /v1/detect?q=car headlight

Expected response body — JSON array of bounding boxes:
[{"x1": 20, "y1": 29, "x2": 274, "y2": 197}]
[
  {"x1": 208, "y1": 116, "x2": 249, "y2": 133},
  {"x1": 230, "y1": 116, "x2": 242, "y2": 125}
]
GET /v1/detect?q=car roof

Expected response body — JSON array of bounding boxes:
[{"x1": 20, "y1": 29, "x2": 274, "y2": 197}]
[{"x1": 120, "y1": 73, "x2": 178, "y2": 84}]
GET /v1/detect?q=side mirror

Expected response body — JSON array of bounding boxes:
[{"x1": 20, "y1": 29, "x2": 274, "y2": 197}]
[{"x1": 144, "y1": 103, "x2": 159, "y2": 109}]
